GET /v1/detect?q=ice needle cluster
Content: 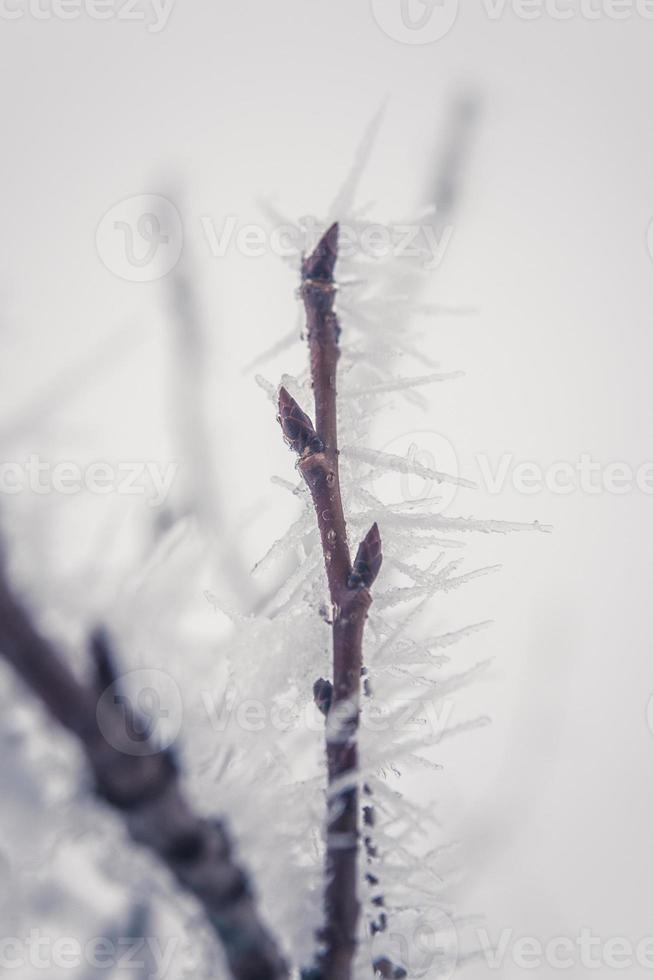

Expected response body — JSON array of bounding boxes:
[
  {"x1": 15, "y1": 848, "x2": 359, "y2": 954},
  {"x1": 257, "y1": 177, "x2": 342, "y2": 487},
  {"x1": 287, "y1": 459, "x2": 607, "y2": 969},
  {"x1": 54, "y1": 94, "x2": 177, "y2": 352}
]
[{"x1": 0, "y1": 112, "x2": 547, "y2": 980}]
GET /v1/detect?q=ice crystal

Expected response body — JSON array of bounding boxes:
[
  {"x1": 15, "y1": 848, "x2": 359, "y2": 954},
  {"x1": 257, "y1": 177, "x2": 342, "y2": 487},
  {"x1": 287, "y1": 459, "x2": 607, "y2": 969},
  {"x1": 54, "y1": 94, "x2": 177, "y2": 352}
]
[{"x1": 0, "y1": 108, "x2": 549, "y2": 980}]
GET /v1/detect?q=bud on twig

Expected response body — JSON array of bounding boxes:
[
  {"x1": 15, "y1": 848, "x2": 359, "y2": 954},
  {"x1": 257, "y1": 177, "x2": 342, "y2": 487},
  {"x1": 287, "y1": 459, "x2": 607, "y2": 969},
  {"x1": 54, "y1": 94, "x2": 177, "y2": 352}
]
[
  {"x1": 302, "y1": 222, "x2": 339, "y2": 282},
  {"x1": 373, "y1": 957, "x2": 407, "y2": 979},
  {"x1": 90, "y1": 625, "x2": 118, "y2": 692},
  {"x1": 313, "y1": 677, "x2": 333, "y2": 717},
  {"x1": 348, "y1": 523, "x2": 383, "y2": 590},
  {"x1": 278, "y1": 387, "x2": 324, "y2": 457},
  {"x1": 279, "y1": 218, "x2": 382, "y2": 980}
]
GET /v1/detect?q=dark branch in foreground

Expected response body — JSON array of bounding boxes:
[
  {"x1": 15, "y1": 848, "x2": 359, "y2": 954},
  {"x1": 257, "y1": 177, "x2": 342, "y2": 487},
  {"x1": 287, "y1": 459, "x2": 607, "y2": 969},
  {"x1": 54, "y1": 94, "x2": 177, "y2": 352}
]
[
  {"x1": 0, "y1": 566, "x2": 288, "y2": 980},
  {"x1": 278, "y1": 224, "x2": 382, "y2": 980}
]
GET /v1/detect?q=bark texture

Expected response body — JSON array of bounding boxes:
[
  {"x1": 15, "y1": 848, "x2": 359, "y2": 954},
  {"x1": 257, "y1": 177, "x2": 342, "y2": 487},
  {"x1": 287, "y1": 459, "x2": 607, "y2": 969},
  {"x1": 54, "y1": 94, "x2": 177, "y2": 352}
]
[{"x1": 278, "y1": 224, "x2": 382, "y2": 980}]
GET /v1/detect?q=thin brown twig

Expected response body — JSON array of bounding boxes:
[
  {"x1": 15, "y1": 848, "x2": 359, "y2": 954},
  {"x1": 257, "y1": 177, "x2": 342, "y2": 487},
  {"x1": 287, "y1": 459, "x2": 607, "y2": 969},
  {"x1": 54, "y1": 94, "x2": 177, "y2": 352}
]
[
  {"x1": 0, "y1": 567, "x2": 288, "y2": 980},
  {"x1": 278, "y1": 224, "x2": 382, "y2": 980}
]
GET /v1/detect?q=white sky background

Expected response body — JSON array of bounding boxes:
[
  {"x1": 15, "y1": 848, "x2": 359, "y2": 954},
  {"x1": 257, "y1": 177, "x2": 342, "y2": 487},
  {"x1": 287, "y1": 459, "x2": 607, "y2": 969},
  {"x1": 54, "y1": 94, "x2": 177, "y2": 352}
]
[{"x1": 2, "y1": 2, "x2": 653, "y2": 977}]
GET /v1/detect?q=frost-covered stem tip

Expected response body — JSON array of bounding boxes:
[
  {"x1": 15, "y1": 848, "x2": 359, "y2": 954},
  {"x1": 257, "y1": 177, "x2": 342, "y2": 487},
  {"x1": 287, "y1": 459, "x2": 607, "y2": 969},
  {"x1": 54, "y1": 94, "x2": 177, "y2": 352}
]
[
  {"x1": 278, "y1": 225, "x2": 383, "y2": 980},
  {"x1": 0, "y1": 568, "x2": 288, "y2": 980}
]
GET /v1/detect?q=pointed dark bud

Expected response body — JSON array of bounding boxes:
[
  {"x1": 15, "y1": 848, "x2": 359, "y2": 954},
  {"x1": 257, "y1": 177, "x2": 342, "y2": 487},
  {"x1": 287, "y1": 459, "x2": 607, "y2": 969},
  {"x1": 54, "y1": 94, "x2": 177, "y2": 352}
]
[
  {"x1": 90, "y1": 626, "x2": 118, "y2": 692},
  {"x1": 348, "y1": 522, "x2": 383, "y2": 590},
  {"x1": 278, "y1": 387, "x2": 323, "y2": 456},
  {"x1": 313, "y1": 677, "x2": 333, "y2": 717},
  {"x1": 302, "y1": 222, "x2": 339, "y2": 282},
  {"x1": 373, "y1": 957, "x2": 407, "y2": 979}
]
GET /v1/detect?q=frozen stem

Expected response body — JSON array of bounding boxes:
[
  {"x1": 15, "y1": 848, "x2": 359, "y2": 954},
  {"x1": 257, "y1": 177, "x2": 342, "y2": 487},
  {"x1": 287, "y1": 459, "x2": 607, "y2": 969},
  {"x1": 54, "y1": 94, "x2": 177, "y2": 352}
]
[
  {"x1": 0, "y1": 564, "x2": 288, "y2": 980},
  {"x1": 278, "y1": 224, "x2": 382, "y2": 980}
]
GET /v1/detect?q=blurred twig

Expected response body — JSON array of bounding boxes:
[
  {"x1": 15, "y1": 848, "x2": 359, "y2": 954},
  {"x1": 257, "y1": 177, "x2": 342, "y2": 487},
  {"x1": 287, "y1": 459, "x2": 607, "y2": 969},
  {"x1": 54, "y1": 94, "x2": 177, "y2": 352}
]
[
  {"x1": 159, "y1": 198, "x2": 261, "y2": 614},
  {"x1": 0, "y1": 323, "x2": 141, "y2": 449},
  {"x1": 0, "y1": 566, "x2": 288, "y2": 980},
  {"x1": 426, "y1": 91, "x2": 480, "y2": 232}
]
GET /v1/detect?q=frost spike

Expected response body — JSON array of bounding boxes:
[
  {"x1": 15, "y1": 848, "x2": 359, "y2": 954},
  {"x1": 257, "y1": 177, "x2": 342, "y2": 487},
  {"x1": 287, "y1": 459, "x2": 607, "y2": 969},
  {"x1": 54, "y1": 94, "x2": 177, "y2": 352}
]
[
  {"x1": 348, "y1": 522, "x2": 383, "y2": 590},
  {"x1": 277, "y1": 386, "x2": 323, "y2": 456}
]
